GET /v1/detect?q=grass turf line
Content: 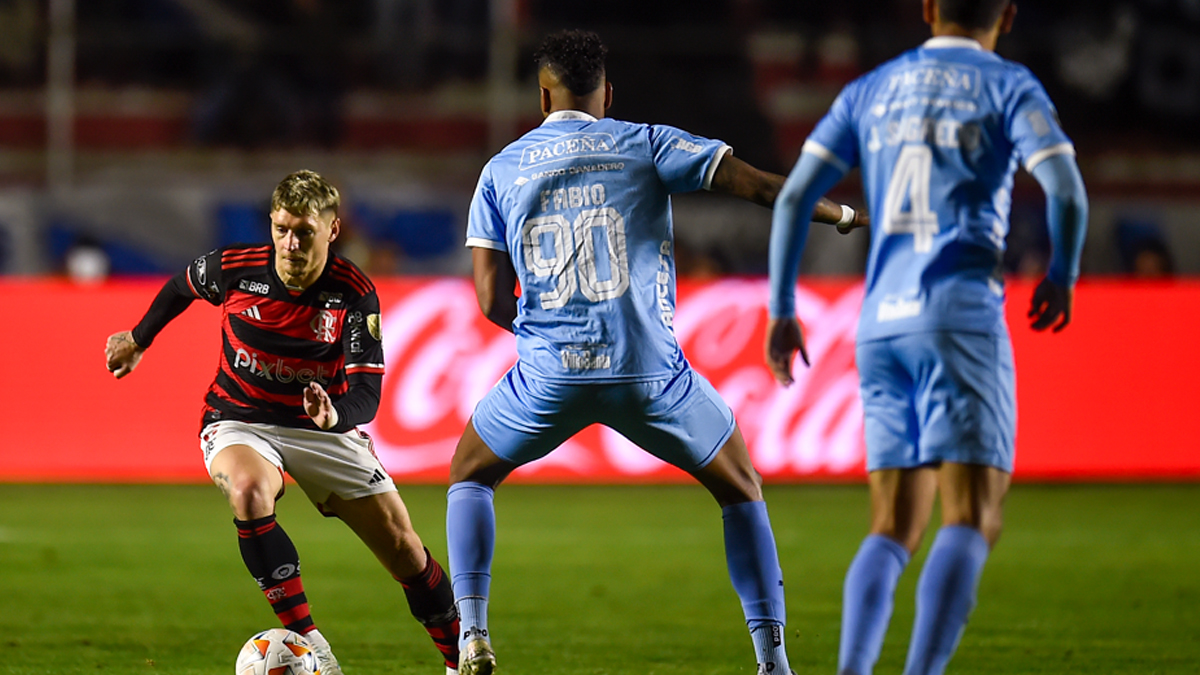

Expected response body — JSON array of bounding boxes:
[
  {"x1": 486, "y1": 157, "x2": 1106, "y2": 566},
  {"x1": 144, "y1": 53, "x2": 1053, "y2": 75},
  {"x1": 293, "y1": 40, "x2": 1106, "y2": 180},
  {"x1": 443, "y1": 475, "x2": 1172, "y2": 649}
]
[{"x1": 0, "y1": 483, "x2": 1196, "y2": 674}]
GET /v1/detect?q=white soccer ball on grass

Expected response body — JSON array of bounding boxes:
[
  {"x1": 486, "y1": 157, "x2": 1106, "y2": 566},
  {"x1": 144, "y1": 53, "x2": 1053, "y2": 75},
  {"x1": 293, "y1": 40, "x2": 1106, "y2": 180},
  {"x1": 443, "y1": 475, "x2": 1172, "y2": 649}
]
[{"x1": 235, "y1": 628, "x2": 320, "y2": 675}]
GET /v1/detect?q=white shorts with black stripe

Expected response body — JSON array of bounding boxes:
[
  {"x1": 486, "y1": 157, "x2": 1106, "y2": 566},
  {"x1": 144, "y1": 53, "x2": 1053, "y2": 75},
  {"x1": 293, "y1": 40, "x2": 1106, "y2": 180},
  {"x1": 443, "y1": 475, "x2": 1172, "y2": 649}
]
[{"x1": 200, "y1": 420, "x2": 396, "y2": 512}]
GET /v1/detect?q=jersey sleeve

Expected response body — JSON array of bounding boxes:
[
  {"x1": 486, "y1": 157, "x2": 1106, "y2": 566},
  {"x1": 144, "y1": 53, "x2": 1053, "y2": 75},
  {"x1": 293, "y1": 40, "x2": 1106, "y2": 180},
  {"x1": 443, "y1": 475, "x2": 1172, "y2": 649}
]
[
  {"x1": 332, "y1": 288, "x2": 384, "y2": 432},
  {"x1": 803, "y1": 82, "x2": 862, "y2": 173},
  {"x1": 465, "y1": 164, "x2": 507, "y2": 252},
  {"x1": 1006, "y1": 69, "x2": 1075, "y2": 173},
  {"x1": 343, "y1": 290, "x2": 385, "y2": 378},
  {"x1": 184, "y1": 247, "x2": 227, "y2": 306},
  {"x1": 647, "y1": 124, "x2": 731, "y2": 194},
  {"x1": 130, "y1": 247, "x2": 225, "y2": 348}
]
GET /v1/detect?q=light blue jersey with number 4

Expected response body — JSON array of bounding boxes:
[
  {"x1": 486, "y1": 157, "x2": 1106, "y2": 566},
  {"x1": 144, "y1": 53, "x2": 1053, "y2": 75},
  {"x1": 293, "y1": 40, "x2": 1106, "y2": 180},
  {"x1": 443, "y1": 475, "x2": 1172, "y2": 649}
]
[
  {"x1": 805, "y1": 36, "x2": 1075, "y2": 342},
  {"x1": 467, "y1": 110, "x2": 730, "y2": 382}
]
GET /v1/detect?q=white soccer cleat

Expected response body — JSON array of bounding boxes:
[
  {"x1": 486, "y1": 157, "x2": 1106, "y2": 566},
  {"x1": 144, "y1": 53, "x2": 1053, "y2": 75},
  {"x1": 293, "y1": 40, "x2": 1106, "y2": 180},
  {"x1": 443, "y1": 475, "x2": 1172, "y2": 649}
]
[
  {"x1": 304, "y1": 629, "x2": 345, "y2": 675},
  {"x1": 458, "y1": 638, "x2": 496, "y2": 675},
  {"x1": 446, "y1": 667, "x2": 458, "y2": 675}
]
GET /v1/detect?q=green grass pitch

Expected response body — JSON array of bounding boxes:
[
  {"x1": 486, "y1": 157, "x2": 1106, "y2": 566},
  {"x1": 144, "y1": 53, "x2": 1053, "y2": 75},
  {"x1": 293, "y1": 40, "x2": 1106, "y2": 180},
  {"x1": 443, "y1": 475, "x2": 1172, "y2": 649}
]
[{"x1": 1, "y1": 483, "x2": 1197, "y2": 674}]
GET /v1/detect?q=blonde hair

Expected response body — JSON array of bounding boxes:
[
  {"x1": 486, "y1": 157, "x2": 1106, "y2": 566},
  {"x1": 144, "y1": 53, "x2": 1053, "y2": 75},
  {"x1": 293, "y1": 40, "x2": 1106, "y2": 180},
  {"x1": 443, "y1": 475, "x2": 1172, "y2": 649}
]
[{"x1": 271, "y1": 170, "x2": 340, "y2": 218}]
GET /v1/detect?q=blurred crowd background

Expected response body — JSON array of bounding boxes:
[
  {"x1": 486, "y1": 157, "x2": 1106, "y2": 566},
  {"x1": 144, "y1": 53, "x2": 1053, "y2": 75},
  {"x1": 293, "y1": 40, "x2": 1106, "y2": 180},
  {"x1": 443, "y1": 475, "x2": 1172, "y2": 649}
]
[{"x1": 0, "y1": 0, "x2": 1197, "y2": 282}]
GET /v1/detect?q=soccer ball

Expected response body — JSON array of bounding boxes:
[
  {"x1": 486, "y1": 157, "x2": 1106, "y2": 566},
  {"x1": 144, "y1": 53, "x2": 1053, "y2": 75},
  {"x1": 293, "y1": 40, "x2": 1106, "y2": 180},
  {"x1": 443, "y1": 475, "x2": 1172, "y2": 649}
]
[{"x1": 235, "y1": 628, "x2": 320, "y2": 675}]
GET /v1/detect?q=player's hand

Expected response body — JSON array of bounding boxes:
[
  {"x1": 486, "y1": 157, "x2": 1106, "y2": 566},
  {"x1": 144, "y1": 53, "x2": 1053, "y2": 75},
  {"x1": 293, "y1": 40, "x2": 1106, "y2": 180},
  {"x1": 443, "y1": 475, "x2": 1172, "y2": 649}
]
[
  {"x1": 303, "y1": 381, "x2": 339, "y2": 430},
  {"x1": 105, "y1": 331, "x2": 145, "y2": 379},
  {"x1": 764, "y1": 316, "x2": 810, "y2": 387},
  {"x1": 837, "y1": 208, "x2": 870, "y2": 235},
  {"x1": 1028, "y1": 277, "x2": 1073, "y2": 332}
]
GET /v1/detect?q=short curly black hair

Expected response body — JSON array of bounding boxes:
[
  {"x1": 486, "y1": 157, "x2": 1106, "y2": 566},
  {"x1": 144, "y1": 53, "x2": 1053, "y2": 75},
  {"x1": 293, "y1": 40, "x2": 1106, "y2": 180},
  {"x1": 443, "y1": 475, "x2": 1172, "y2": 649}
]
[
  {"x1": 533, "y1": 29, "x2": 608, "y2": 97},
  {"x1": 937, "y1": 0, "x2": 1010, "y2": 30}
]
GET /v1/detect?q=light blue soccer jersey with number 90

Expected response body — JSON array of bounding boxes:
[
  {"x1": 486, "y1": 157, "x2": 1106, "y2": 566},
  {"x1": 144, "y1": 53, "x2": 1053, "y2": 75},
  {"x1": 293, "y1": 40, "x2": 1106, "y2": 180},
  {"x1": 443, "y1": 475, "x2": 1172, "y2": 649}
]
[
  {"x1": 804, "y1": 36, "x2": 1076, "y2": 343},
  {"x1": 466, "y1": 110, "x2": 730, "y2": 382}
]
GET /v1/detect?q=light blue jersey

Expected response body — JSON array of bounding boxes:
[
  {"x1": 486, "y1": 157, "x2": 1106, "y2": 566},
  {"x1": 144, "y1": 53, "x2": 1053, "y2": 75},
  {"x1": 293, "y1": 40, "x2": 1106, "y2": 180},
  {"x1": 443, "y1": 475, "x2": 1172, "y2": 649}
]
[
  {"x1": 466, "y1": 110, "x2": 730, "y2": 382},
  {"x1": 804, "y1": 37, "x2": 1075, "y2": 342}
]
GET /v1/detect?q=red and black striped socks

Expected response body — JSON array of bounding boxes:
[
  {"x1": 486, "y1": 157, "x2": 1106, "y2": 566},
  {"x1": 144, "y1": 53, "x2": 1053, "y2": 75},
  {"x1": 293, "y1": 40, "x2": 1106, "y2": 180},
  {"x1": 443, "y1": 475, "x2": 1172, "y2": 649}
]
[
  {"x1": 234, "y1": 515, "x2": 315, "y2": 635},
  {"x1": 397, "y1": 548, "x2": 460, "y2": 669}
]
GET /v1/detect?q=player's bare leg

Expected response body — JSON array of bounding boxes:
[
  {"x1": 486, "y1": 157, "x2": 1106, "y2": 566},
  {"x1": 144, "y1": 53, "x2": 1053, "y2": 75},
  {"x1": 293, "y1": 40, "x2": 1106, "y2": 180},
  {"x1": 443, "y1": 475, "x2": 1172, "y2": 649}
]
[
  {"x1": 691, "y1": 426, "x2": 792, "y2": 675},
  {"x1": 935, "y1": 462, "x2": 1010, "y2": 546},
  {"x1": 868, "y1": 468, "x2": 939, "y2": 553},
  {"x1": 329, "y1": 491, "x2": 461, "y2": 674},
  {"x1": 902, "y1": 463, "x2": 1010, "y2": 675},
  {"x1": 209, "y1": 444, "x2": 284, "y2": 520},
  {"x1": 445, "y1": 419, "x2": 516, "y2": 675},
  {"x1": 838, "y1": 468, "x2": 937, "y2": 675},
  {"x1": 327, "y1": 491, "x2": 427, "y2": 577},
  {"x1": 692, "y1": 425, "x2": 764, "y2": 506},
  {"x1": 208, "y1": 445, "x2": 339, "y2": 668}
]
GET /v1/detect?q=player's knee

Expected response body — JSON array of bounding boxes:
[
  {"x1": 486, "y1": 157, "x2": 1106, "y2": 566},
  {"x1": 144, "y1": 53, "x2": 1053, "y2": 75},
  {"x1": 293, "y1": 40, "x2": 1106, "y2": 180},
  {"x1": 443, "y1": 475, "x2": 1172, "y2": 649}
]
[
  {"x1": 869, "y1": 515, "x2": 927, "y2": 554},
  {"x1": 449, "y1": 421, "x2": 513, "y2": 487},
  {"x1": 741, "y1": 467, "x2": 764, "y2": 500},
  {"x1": 979, "y1": 510, "x2": 1004, "y2": 547},
  {"x1": 699, "y1": 463, "x2": 763, "y2": 506},
  {"x1": 942, "y1": 509, "x2": 1003, "y2": 547},
  {"x1": 385, "y1": 532, "x2": 428, "y2": 578},
  {"x1": 224, "y1": 476, "x2": 276, "y2": 519}
]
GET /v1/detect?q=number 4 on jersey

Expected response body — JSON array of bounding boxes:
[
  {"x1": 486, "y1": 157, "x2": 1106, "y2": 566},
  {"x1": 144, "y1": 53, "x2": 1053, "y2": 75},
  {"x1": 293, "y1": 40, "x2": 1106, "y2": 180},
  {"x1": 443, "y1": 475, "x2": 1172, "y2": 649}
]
[{"x1": 882, "y1": 145, "x2": 939, "y2": 253}]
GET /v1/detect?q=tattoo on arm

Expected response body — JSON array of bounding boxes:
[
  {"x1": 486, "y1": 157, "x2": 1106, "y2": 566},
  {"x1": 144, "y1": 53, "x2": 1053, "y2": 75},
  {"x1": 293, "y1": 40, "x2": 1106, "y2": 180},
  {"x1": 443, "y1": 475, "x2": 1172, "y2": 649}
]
[{"x1": 113, "y1": 333, "x2": 141, "y2": 350}]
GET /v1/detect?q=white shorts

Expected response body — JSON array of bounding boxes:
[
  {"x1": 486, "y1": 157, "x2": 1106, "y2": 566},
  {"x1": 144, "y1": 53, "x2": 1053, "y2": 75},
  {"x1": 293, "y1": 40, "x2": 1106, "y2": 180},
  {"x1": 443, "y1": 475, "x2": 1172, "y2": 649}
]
[{"x1": 200, "y1": 420, "x2": 396, "y2": 513}]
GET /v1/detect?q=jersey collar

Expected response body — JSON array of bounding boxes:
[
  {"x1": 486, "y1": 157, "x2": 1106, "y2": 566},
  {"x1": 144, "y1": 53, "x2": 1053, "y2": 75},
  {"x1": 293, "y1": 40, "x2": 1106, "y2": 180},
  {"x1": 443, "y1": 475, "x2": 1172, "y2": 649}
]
[
  {"x1": 923, "y1": 36, "x2": 983, "y2": 50},
  {"x1": 542, "y1": 110, "x2": 598, "y2": 125}
]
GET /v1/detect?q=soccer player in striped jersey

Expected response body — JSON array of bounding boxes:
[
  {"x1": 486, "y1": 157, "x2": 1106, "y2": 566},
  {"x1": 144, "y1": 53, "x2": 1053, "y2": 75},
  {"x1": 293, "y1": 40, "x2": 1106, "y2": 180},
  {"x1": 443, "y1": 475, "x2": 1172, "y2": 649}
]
[
  {"x1": 105, "y1": 170, "x2": 460, "y2": 675},
  {"x1": 444, "y1": 29, "x2": 867, "y2": 675},
  {"x1": 766, "y1": 2, "x2": 1088, "y2": 674}
]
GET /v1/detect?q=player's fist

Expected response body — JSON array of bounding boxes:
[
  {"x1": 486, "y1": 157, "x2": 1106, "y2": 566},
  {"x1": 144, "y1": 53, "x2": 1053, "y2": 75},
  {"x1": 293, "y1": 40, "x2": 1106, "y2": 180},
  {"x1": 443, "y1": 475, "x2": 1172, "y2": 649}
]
[{"x1": 105, "y1": 331, "x2": 144, "y2": 379}]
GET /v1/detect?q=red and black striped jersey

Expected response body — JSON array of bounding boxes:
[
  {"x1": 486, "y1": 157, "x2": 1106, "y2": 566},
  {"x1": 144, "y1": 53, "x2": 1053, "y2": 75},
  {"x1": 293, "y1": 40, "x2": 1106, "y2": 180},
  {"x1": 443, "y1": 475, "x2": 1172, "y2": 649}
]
[{"x1": 132, "y1": 244, "x2": 384, "y2": 433}]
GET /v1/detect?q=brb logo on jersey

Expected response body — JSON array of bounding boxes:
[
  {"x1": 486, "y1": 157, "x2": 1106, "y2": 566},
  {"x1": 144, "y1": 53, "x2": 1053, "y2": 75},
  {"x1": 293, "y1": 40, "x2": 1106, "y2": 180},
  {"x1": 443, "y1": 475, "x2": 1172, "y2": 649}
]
[
  {"x1": 238, "y1": 279, "x2": 270, "y2": 295},
  {"x1": 311, "y1": 309, "x2": 338, "y2": 343}
]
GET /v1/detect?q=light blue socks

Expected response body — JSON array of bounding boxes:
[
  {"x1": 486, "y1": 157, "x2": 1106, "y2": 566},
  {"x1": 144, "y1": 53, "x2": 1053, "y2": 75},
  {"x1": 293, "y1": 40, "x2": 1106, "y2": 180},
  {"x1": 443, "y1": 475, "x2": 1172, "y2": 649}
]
[
  {"x1": 446, "y1": 482, "x2": 497, "y2": 650},
  {"x1": 903, "y1": 525, "x2": 990, "y2": 675},
  {"x1": 838, "y1": 534, "x2": 910, "y2": 675},
  {"x1": 723, "y1": 501, "x2": 790, "y2": 674}
]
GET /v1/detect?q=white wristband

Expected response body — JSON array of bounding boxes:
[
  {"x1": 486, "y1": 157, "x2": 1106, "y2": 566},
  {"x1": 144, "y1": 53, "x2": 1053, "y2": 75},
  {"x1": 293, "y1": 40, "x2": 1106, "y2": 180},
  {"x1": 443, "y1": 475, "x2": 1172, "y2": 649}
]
[{"x1": 836, "y1": 205, "x2": 856, "y2": 226}]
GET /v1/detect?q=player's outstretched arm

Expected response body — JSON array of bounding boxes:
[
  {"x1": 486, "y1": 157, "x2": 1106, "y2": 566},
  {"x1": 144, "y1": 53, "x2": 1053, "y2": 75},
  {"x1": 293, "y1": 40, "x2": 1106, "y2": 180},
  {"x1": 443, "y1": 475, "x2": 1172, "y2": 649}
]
[
  {"x1": 1028, "y1": 153, "x2": 1088, "y2": 332},
  {"x1": 472, "y1": 247, "x2": 518, "y2": 333},
  {"x1": 105, "y1": 331, "x2": 145, "y2": 379},
  {"x1": 106, "y1": 269, "x2": 201, "y2": 378},
  {"x1": 709, "y1": 153, "x2": 867, "y2": 231}
]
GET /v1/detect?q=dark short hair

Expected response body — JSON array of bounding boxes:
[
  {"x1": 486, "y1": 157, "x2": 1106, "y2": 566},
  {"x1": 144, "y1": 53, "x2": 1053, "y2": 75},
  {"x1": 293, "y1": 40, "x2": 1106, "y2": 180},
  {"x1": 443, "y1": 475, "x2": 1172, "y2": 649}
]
[
  {"x1": 533, "y1": 29, "x2": 608, "y2": 96},
  {"x1": 937, "y1": 0, "x2": 1010, "y2": 30}
]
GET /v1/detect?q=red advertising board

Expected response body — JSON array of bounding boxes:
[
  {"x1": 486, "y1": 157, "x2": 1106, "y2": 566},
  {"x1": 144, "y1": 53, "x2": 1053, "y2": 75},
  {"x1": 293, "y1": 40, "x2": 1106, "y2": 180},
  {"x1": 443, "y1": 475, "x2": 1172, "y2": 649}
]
[{"x1": 1, "y1": 277, "x2": 1197, "y2": 483}]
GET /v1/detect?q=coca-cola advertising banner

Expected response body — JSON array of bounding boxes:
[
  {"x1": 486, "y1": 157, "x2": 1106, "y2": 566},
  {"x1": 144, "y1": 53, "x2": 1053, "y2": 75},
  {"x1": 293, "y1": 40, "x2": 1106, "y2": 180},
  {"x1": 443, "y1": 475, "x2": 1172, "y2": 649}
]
[{"x1": 3, "y1": 278, "x2": 1197, "y2": 483}]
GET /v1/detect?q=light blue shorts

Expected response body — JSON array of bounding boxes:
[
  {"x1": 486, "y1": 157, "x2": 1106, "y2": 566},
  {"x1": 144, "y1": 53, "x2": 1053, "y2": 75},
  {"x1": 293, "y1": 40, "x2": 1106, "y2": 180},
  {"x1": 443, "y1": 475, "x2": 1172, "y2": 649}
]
[
  {"x1": 471, "y1": 361, "x2": 736, "y2": 472},
  {"x1": 856, "y1": 330, "x2": 1015, "y2": 473}
]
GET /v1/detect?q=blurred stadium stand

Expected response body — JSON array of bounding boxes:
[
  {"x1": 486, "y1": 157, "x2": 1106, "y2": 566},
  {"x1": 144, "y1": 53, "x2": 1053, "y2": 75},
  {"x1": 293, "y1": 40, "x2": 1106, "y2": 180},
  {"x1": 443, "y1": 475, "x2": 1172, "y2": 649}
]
[{"x1": 1, "y1": 0, "x2": 1198, "y2": 278}]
